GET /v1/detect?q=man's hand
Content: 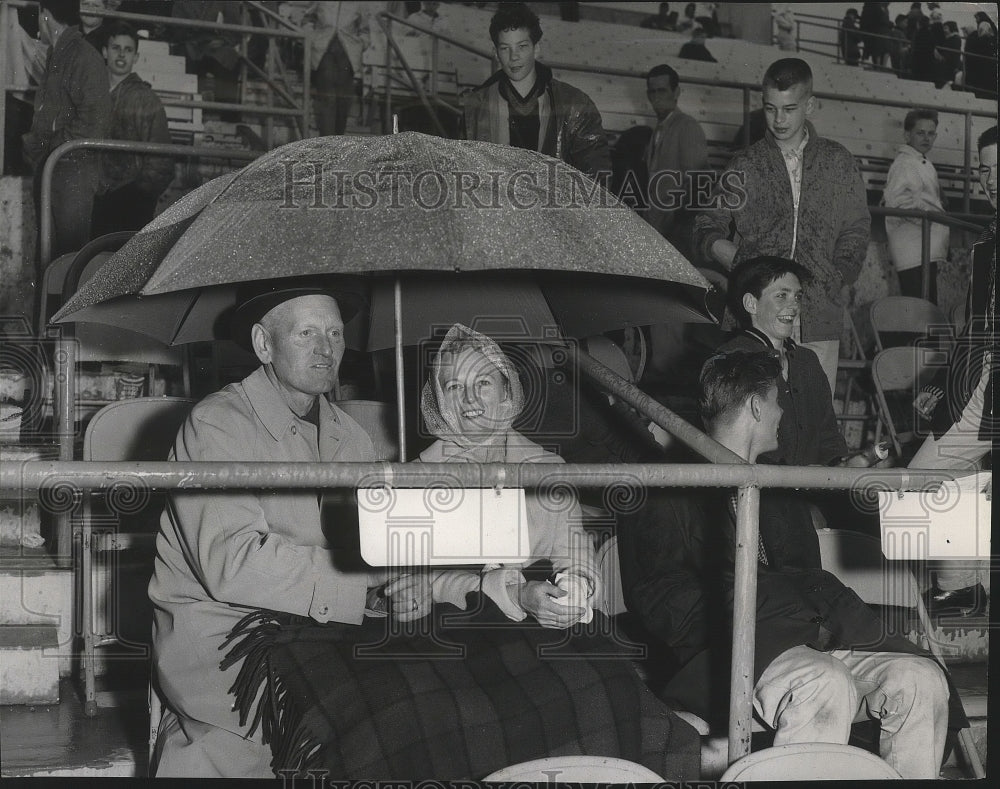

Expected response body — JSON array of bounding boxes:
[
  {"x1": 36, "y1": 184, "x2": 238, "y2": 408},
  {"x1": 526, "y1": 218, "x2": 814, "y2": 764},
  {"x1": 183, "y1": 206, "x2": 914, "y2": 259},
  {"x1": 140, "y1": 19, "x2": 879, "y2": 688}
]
[
  {"x1": 510, "y1": 580, "x2": 587, "y2": 629},
  {"x1": 914, "y1": 390, "x2": 941, "y2": 420},
  {"x1": 710, "y1": 238, "x2": 738, "y2": 268},
  {"x1": 385, "y1": 572, "x2": 433, "y2": 622}
]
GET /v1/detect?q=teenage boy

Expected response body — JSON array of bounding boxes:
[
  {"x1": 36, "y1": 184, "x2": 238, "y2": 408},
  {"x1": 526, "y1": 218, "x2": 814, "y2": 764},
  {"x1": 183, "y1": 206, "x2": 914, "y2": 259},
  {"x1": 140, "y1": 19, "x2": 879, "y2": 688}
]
[
  {"x1": 462, "y1": 2, "x2": 610, "y2": 183},
  {"x1": 92, "y1": 21, "x2": 173, "y2": 235},
  {"x1": 883, "y1": 109, "x2": 949, "y2": 303},
  {"x1": 693, "y1": 58, "x2": 870, "y2": 396}
]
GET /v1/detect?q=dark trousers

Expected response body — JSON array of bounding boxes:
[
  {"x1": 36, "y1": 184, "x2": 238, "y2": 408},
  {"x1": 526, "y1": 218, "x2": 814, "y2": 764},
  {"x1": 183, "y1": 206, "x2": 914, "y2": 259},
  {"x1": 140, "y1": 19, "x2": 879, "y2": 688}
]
[
  {"x1": 312, "y1": 36, "x2": 355, "y2": 136},
  {"x1": 92, "y1": 183, "x2": 160, "y2": 236},
  {"x1": 33, "y1": 155, "x2": 99, "y2": 260},
  {"x1": 897, "y1": 261, "x2": 938, "y2": 304}
]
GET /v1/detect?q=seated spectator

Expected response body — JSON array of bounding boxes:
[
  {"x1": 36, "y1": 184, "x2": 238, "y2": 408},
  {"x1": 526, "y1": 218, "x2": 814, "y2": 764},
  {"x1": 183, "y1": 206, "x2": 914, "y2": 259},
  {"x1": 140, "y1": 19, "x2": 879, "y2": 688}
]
[
  {"x1": 678, "y1": 26, "x2": 716, "y2": 62},
  {"x1": 693, "y1": 1, "x2": 718, "y2": 37},
  {"x1": 171, "y1": 1, "x2": 243, "y2": 118},
  {"x1": 640, "y1": 2, "x2": 677, "y2": 31},
  {"x1": 860, "y1": 2, "x2": 891, "y2": 67},
  {"x1": 415, "y1": 323, "x2": 601, "y2": 628},
  {"x1": 882, "y1": 109, "x2": 949, "y2": 303},
  {"x1": 718, "y1": 256, "x2": 864, "y2": 468},
  {"x1": 91, "y1": 21, "x2": 174, "y2": 236},
  {"x1": 149, "y1": 285, "x2": 383, "y2": 777},
  {"x1": 676, "y1": 2, "x2": 696, "y2": 34},
  {"x1": 839, "y1": 8, "x2": 862, "y2": 66},
  {"x1": 617, "y1": 349, "x2": 964, "y2": 779}
]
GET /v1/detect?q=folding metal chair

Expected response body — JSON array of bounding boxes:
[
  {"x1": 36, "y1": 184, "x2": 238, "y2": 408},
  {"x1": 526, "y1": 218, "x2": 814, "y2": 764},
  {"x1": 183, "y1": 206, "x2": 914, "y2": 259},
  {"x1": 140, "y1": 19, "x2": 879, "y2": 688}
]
[
  {"x1": 870, "y1": 295, "x2": 952, "y2": 353},
  {"x1": 719, "y1": 743, "x2": 902, "y2": 781},
  {"x1": 816, "y1": 528, "x2": 985, "y2": 779},
  {"x1": 79, "y1": 397, "x2": 196, "y2": 717},
  {"x1": 483, "y1": 755, "x2": 666, "y2": 781},
  {"x1": 870, "y1": 345, "x2": 938, "y2": 456}
]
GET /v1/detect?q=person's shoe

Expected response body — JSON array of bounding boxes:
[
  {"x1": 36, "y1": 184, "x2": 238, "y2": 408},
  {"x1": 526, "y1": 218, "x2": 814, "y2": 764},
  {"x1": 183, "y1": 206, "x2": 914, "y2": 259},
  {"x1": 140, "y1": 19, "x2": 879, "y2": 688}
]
[{"x1": 923, "y1": 584, "x2": 988, "y2": 617}]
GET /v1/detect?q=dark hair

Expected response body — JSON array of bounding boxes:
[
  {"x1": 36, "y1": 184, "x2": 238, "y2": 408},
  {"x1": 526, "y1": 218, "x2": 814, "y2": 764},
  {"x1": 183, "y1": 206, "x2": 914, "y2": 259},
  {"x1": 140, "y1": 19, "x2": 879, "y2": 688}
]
[
  {"x1": 895, "y1": 14, "x2": 907, "y2": 25},
  {"x1": 489, "y1": 3, "x2": 542, "y2": 45},
  {"x1": 979, "y1": 125, "x2": 998, "y2": 153},
  {"x1": 904, "y1": 109, "x2": 938, "y2": 131},
  {"x1": 39, "y1": 0, "x2": 80, "y2": 25},
  {"x1": 727, "y1": 256, "x2": 813, "y2": 327},
  {"x1": 103, "y1": 20, "x2": 139, "y2": 48},
  {"x1": 762, "y1": 57, "x2": 813, "y2": 94},
  {"x1": 943, "y1": 20, "x2": 958, "y2": 33},
  {"x1": 699, "y1": 350, "x2": 781, "y2": 430},
  {"x1": 646, "y1": 63, "x2": 679, "y2": 89}
]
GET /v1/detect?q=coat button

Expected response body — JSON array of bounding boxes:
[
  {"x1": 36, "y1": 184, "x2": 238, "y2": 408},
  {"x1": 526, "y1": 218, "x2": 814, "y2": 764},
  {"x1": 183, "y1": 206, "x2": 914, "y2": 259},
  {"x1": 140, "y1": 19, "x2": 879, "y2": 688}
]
[
  {"x1": 810, "y1": 616, "x2": 826, "y2": 624},
  {"x1": 318, "y1": 604, "x2": 328, "y2": 615},
  {"x1": 291, "y1": 426, "x2": 297, "y2": 435}
]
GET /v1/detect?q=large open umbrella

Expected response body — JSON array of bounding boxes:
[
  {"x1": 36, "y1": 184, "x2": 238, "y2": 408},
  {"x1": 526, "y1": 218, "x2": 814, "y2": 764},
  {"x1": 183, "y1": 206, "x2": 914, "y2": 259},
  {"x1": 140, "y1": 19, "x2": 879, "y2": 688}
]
[{"x1": 52, "y1": 133, "x2": 714, "y2": 456}]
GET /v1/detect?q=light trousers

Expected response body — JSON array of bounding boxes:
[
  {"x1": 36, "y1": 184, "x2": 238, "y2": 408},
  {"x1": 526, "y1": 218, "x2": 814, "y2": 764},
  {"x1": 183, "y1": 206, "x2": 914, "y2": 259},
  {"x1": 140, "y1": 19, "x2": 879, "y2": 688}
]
[
  {"x1": 754, "y1": 645, "x2": 949, "y2": 779},
  {"x1": 909, "y1": 360, "x2": 992, "y2": 592},
  {"x1": 152, "y1": 707, "x2": 274, "y2": 778}
]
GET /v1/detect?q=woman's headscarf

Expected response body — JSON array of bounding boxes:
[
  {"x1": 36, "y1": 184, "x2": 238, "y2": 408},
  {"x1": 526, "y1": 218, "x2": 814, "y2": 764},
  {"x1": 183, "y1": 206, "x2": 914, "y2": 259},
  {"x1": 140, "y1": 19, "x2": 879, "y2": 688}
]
[{"x1": 420, "y1": 323, "x2": 525, "y2": 457}]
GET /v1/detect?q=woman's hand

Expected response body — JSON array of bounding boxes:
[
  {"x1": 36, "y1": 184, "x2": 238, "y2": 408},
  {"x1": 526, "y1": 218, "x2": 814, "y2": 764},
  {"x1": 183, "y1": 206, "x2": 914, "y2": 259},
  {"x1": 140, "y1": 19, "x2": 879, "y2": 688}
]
[
  {"x1": 914, "y1": 390, "x2": 941, "y2": 420},
  {"x1": 385, "y1": 572, "x2": 433, "y2": 622},
  {"x1": 511, "y1": 580, "x2": 588, "y2": 629}
]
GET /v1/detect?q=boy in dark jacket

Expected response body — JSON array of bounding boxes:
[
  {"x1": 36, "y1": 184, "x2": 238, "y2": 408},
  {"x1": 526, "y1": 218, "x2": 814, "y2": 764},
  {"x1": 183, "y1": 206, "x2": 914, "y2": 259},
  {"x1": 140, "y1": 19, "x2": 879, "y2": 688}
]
[
  {"x1": 92, "y1": 21, "x2": 174, "y2": 235},
  {"x1": 618, "y1": 350, "x2": 960, "y2": 779},
  {"x1": 462, "y1": 3, "x2": 610, "y2": 185}
]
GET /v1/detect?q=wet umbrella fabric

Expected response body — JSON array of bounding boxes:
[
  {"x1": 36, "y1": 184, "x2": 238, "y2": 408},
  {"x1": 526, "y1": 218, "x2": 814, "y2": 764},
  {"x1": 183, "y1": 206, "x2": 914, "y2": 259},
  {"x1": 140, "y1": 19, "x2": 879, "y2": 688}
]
[{"x1": 53, "y1": 132, "x2": 708, "y2": 332}]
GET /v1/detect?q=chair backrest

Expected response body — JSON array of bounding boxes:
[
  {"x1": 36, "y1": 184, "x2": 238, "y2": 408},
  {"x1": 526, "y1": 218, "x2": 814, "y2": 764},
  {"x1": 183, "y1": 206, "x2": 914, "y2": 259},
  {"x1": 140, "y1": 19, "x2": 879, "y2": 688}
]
[
  {"x1": 334, "y1": 399, "x2": 399, "y2": 461},
  {"x1": 816, "y1": 528, "x2": 922, "y2": 610},
  {"x1": 869, "y1": 296, "x2": 951, "y2": 352},
  {"x1": 596, "y1": 535, "x2": 627, "y2": 616},
  {"x1": 583, "y1": 335, "x2": 635, "y2": 384},
  {"x1": 870, "y1": 345, "x2": 938, "y2": 455},
  {"x1": 482, "y1": 755, "x2": 666, "y2": 781},
  {"x1": 719, "y1": 743, "x2": 902, "y2": 781},
  {"x1": 83, "y1": 397, "x2": 196, "y2": 462}
]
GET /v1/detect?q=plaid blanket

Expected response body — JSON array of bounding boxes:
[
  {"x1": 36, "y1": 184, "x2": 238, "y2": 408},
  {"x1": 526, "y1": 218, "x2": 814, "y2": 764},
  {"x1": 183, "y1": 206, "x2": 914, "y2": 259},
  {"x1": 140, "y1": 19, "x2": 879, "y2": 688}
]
[{"x1": 221, "y1": 594, "x2": 700, "y2": 780}]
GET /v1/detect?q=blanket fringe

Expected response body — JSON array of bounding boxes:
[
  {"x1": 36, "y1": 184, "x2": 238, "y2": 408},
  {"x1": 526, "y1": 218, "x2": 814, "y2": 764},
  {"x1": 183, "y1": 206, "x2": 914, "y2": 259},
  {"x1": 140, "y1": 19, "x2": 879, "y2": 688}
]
[{"x1": 220, "y1": 608, "x2": 325, "y2": 771}]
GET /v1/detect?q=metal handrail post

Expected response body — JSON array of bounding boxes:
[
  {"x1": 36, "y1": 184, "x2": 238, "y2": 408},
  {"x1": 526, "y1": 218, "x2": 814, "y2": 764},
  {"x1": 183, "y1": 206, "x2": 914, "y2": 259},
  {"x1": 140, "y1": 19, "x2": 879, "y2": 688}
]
[
  {"x1": 374, "y1": 15, "x2": 448, "y2": 138},
  {"x1": 384, "y1": 17, "x2": 393, "y2": 134},
  {"x1": 52, "y1": 328, "x2": 76, "y2": 567},
  {"x1": 742, "y1": 86, "x2": 751, "y2": 149},
  {"x1": 0, "y1": 0, "x2": 9, "y2": 170},
  {"x1": 921, "y1": 216, "x2": 932, "y2": 301},
  {"x1": 963, "y1": 112, "x2": 973, "y2": 215},
  {"x1": 302, "y1": 30, "x2": 312, "y2": 138},
  {"x1": 728, "y1": 484, "x2": 760, "y2": 764},
  {"x1": 431, "y1": 35, "x2": 439, "y2": 98}
]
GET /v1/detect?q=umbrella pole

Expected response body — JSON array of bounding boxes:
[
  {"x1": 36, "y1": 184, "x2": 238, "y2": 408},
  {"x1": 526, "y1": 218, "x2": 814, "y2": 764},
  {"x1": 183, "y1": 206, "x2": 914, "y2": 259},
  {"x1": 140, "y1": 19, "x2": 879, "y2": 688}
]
[{"x1": 393, "y1": 277, "x2": 407, "y2": 461}]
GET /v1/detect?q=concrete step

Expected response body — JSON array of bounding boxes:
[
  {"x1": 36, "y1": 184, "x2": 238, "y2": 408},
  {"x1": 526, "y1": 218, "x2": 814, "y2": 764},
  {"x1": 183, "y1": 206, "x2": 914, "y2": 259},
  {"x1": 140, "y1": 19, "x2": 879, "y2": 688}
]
[
  {"x1": 1, "y1": 677, "x2": 144, "y2": 778},
  {"x1": 0, "y1": 624, "x2": 59, "y2": 704},
  {"x1": 0, "y1": 558, "x2": 73, "y2": 680}
]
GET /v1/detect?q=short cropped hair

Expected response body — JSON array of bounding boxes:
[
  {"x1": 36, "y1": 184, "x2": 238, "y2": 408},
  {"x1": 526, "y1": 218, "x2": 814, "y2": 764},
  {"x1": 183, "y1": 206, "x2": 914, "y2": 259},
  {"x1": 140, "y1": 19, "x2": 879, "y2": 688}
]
[
  {"x1": 979, "y1": 125, "x2": 998, "y2": 153},
  {"x1": 489, "y1": 2, "x2": 542, "y2": 45},
  {"x1": 103, "y1": 20, "x2": 139, "y2": 47},
  {"x1": 646, "y1": 63, "x2": 679, "y2": 89},
  {"x1": 40, "y1": 0, "x2": 80, "y2": 25},
  {"x1": 762, "y1": 57, "x2": 813, "y2": 94},
  {"x1": 727, "y1": 256, "x2": 813, "y2": 327},
  {"x1": 699, "y1": 350, "x2": 781, "y2": 430},
  {"x1": 904, "y1": 109, "x2": 938, "y2": 131}
]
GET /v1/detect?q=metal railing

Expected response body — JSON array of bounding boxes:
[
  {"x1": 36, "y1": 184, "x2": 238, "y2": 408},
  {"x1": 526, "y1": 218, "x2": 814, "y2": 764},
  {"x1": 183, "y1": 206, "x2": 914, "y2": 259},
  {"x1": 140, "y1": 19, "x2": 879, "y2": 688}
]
[
  {"x1": 1, "y1": 0, "x2": 311, "y2": 166},
  {"x1": 793, "y1": 10, "x2": 998, "y2": 97},
  {"x1": 869, "y1": 206, "x2": 989, "y2": 301},
  {"x1": 370, "y1": 11, "x2": 996, "y2": 214}
]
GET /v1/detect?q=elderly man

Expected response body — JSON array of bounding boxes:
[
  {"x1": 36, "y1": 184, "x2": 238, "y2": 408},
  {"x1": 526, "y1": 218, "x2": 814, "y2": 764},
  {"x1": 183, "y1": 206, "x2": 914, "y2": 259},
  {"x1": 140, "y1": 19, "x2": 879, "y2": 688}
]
[
  {"x1": 618, "y1": 350, "x2": 961, "y2": 780},
  {"x1": 148, "y1": 285, "x2": 415, "y2": 777},
  {"x1": 462, "y1": 2, "x2": 610, "y2": 184}
]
